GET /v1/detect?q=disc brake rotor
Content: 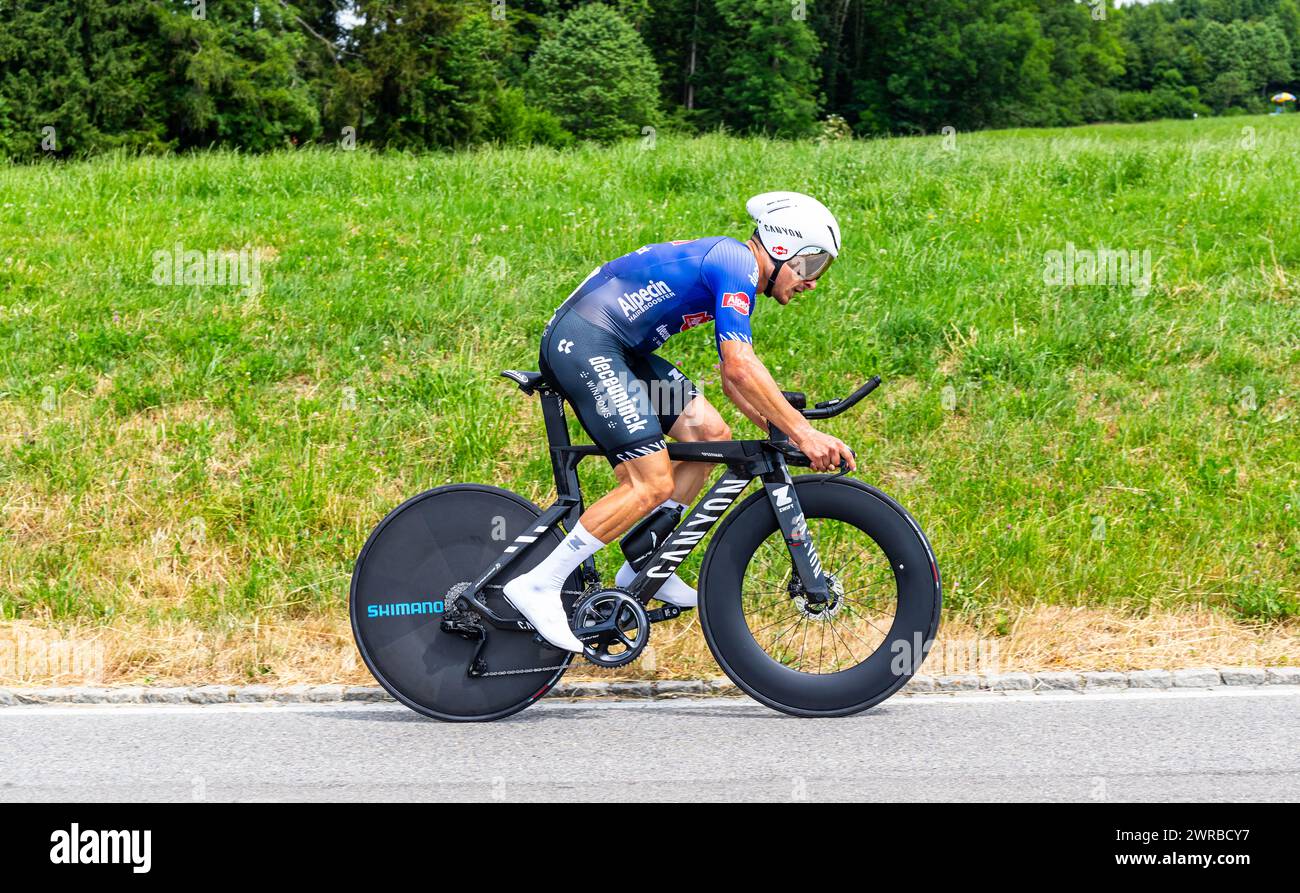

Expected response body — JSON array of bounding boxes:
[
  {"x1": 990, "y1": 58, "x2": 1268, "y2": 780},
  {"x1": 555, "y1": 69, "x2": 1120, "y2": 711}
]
[{"x1": 792, "y1": 572, "x2": 845, "y2": 620}]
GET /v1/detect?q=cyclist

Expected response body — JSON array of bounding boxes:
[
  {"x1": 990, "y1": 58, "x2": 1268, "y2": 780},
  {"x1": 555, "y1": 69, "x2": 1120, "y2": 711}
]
[{"x1": 504, "y1": 192, "x2": 857, "y2": 651}]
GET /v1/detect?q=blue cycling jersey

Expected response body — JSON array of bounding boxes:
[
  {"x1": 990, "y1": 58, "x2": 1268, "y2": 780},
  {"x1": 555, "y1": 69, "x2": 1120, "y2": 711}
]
[{"x1": 556, "y1": 236, "x2": 760, "y2": 358}]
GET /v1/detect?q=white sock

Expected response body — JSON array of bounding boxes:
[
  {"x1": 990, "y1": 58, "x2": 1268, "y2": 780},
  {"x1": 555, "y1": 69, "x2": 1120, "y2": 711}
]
[
  {"x1": 615, "y1": 561, "x2": 697, "y2": 607},
  {"x1": 523, "y1": 520, "x2": 603, "y2": 591}
]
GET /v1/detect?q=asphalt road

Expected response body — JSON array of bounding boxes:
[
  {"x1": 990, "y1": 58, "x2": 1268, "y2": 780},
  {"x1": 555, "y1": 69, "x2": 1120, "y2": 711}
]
[{"x1": 2, "y1": 687, "x2": 1296, "y2": 802}]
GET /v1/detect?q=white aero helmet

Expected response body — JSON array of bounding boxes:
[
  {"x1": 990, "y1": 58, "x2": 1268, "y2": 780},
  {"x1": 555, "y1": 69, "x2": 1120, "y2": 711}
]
[{"x1": 746, "y1": 191, "x2": 841, "y2": 296}]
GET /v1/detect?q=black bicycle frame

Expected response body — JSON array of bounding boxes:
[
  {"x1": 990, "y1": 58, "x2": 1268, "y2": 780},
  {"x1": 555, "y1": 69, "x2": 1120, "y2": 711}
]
[{"x1": 456, "y1": 381, "x2": 831, "y2": 631}]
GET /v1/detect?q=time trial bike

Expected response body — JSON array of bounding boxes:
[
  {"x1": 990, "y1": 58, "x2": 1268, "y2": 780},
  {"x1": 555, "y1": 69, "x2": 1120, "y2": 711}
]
[{"x1": 349, "y1": 368, "x2": 942, "y2": 721}]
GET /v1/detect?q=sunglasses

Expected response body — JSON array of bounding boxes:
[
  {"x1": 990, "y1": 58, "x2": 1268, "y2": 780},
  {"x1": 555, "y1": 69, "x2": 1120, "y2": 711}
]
[{"x1": 786, "y1": 249, "x2": 834, "y2": 281}]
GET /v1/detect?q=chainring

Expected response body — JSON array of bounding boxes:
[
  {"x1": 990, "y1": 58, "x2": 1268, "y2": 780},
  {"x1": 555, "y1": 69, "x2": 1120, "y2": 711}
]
[{"x1": 573, "y1": 588, "x2": 650, "y2": 668}]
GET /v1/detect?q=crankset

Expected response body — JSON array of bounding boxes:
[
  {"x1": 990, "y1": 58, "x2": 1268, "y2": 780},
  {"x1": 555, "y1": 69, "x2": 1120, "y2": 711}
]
[
  {"x1": 572, "y1": 588, "x2": 650, "y2": 668},
  {"x1": 438, "y1": 581, "x2": 668, "y2": 677}
]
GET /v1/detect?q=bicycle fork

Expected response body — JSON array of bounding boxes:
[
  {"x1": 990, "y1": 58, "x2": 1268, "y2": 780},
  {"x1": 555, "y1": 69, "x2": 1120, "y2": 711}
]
[{"x1": 760, "y1": 456, "x2": 832, "y2": 603}]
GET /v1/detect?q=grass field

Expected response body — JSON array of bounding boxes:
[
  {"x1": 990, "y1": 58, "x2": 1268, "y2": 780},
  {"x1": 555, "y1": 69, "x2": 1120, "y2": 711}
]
[{"x1": 1, "y1": 114, "x2": 1297, "y2": 684}]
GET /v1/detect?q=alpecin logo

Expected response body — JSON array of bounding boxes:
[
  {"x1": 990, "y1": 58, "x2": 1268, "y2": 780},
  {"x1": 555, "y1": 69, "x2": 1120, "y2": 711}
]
[
  {"x1": 50, "y1": 824, "x2": 151, "y2": 874},
  {"x1": 368, "y1": 600, "x2": 446, "y2": 619},
  {"x1": 617, "y1": 280, "x2": 675, "y2": 320},
  {"x1": 721, "y1": 292, "x2": 750, "y2": 315}
]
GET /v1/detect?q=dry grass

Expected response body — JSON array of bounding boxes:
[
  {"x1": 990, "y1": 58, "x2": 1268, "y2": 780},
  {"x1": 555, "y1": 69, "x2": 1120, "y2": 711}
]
[{"x1": 0, "y1": 604, "x2": 1293, "y2": 686}]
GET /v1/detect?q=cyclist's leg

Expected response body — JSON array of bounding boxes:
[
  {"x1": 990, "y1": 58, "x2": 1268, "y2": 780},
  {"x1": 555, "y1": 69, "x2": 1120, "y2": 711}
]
[
  {"x1": 632, "y1": 354, "x2": 733, "y2": 510},
  {"x1": 541, "y1": 332, "x2": 676, "y2": 542},
  {"x1": 539, "y1": 312, "x2": 671, "y2": 478},
  {"x1": 583, "y1": 449, "x2": 676, "y2": 543},
  {"x1": 666, "y1": 393, "x2": 730, "y2": 502},
  {"x1": 605, "y1": 354, "x2": 724, "y2": 605},
  {"x1": 632, "y1": 353, "x2": 730, "y2": 508},
  {"x1": 510, "y1": 315, "x2": 674, "y2": 647}
]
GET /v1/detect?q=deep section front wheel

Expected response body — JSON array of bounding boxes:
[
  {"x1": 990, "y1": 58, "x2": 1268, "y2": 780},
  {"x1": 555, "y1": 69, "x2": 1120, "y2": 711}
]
[
  {"x1": 350, "y1": 484, "x2": 580, "y2": 722},
  {"x1": 698, "y1": 475, "x2": 941, "y2": 717}
]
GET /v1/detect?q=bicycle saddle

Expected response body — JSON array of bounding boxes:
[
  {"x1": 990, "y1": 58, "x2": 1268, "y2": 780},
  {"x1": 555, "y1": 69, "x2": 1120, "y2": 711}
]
[{"x1": 500, "y1": 369, "x2": 549, "y2": 395}]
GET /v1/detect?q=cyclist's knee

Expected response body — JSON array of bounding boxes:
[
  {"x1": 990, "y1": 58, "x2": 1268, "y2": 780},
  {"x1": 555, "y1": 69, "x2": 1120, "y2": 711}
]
[
  {"x1": 671, "y1": 400, "x2": 730, "y2": 442},
  {"x1": 681, "y1": 416, "x2": 729, "y2": 442},
  {"x1": 622, "y1": 459, "x2": 675, "y2": 510},
  {"x1": 633, "y1": 474, "x2": 675, "y2": 511},
  {"x1": 702, "y1": 417, "x2": 731, "y2": 441}
]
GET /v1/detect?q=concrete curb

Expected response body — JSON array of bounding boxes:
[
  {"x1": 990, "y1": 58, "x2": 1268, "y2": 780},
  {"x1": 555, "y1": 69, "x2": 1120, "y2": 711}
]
[{"x1": 1, "y1": 667, "x2": 1296, "y2": 706}]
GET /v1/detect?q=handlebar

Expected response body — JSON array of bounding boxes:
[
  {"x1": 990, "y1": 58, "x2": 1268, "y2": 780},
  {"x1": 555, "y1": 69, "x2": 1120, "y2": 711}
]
[
  {"x1": 782, "y1": 376, "x2": 882, "y2": 420},
  {"x1": 766, "y1": 376, "x2": 880, "y2": 472},
  {"x1": 803, "y1": 375, "x2": 881, "y2": 418}
]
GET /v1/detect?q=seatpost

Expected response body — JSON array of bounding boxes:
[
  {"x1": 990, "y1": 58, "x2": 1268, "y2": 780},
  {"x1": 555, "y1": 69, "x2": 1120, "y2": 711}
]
[
  {"x1": 539, "y1": 388, "x2": 579, "y2": 500},
  {"x1": 538, "y1": 388, "x2": 597, "y2": 585}
]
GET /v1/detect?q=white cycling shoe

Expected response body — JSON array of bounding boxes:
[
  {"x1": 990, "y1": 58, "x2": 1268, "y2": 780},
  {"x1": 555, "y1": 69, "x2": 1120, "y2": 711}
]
[
  {"x1": 503, "y1": 574, "x2": 585, "y2": 653},
  {"x1": 615, "y1": 561, "x2": 698, "y2": 608}
]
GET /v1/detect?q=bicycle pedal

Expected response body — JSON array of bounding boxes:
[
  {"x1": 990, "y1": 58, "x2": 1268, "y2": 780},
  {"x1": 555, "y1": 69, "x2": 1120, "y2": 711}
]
[{"x1": 646, "y1": 605, "x2": 687, "y2": 623}]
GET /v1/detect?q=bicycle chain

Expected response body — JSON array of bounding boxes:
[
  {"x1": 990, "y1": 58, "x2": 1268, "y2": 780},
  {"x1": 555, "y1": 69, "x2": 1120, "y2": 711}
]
[
  {"x1": 451, "y1": 582, "x2": 578, "y2": 677},
  {"x1": 476, "y1": 663, "x2": 570, "y2": 678},
  {"x1": 454, "y1": 583, "x2": 631, "y2": 677}
]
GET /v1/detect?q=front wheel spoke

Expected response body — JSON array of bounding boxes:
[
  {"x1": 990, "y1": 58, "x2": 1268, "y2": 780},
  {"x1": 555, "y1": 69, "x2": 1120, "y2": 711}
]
[
  {"x1": 832, "y1": 608, "x2": 885, "y2": 652},
  {"x1": 780, "y1": 623, "x2": 808, "y2": 668},
  {"x1": 826, "y1": 617, "x2": 844, "y2": 670},
  {"x1": 765, "y1": 616, "x2": 805, "y2": 653},
  {"x1": 742, "y1": 591, "x2": 798, "y2": 615},
  {"x1": 794, "y1": 617, "x2": 811, "y2": 670},
  {"x1": 827, "y1": 615, "x2": 863, "y2": 668},
  {"x1": 841, "y1": 591, "x2": 897, "y2": 616},
  {"x1": 837, "y1": 582, "x2": 892, "y2": 606},
  {"x1": 838, "y1": 602, "x2": 892, "y2": 640},
  {"x1": 774, "y1": 618, "x2": 806, "y2": 665},
  {"x1": 839, "y1": 596, "x2": 895, "y2": 621},
  {"x1": 827, "y1": 550, "x2": 885, "y2": 584},
  {"x1": 747, "y1": 608, "x2": 801, "y2": 637}
]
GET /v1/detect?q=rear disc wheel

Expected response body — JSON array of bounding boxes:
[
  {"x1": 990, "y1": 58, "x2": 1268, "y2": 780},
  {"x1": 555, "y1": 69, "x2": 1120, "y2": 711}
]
[{"x1": 349, "y1": 484, "x2": 579, "y2": 722}]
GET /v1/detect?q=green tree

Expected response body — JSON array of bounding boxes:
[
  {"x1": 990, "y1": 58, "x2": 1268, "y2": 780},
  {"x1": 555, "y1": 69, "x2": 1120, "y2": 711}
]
[
  {"x1": 0, "y1": 0, "x2": 169, "y2": 158},
  {"x1": 527, "y1": 3, "x2": 660, "y2": 142},
  {"x1": 703, "y1": 0, "x2": 823, "y2": 137},
  {"x1": 157, "y1": 0, "x2": 319, "y2": 151}
]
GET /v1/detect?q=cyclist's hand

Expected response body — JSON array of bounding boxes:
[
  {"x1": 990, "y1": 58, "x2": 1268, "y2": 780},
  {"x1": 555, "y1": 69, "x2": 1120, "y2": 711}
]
[{"x1": 793, "y1": 428, "x2": 856, "y2": 473}]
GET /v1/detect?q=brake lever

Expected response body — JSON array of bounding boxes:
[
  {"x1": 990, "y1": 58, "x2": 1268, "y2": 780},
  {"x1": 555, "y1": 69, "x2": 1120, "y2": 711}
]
[
  {"x1": 771, "y1": 439, "x2": 855, "y2": 477},
  {"x1": 829, "y1": 449, "x2": 857, "y2": 480}
]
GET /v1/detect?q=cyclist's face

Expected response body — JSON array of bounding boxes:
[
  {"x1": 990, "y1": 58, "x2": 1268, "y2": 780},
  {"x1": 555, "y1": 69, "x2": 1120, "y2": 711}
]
[{"x1": 773, "y1": 262, "x2": 819, "y2": 305}]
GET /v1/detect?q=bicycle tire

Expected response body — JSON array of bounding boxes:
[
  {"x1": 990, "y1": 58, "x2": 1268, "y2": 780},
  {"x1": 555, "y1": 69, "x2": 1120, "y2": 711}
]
[{"x1": 698, "y1": 474, "x2": 941, "y2": 717}]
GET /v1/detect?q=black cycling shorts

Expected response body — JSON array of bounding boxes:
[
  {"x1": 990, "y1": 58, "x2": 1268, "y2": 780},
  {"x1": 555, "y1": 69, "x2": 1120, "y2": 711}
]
[{"x1": 539, "y1": 308, "x2": 700, "y2": 467}]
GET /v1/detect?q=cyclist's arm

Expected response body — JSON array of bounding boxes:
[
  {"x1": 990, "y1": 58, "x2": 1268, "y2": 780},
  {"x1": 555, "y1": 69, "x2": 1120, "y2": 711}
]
[
  {"x1": 718, "y1": 361, "x2": 768, "y2": 430},
  {"x1": 719, "y1": 341, "x2": 857, "y2": 472},
  {"x1": 717, "y1": 341, "x2": 813, "y2": 438}
]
